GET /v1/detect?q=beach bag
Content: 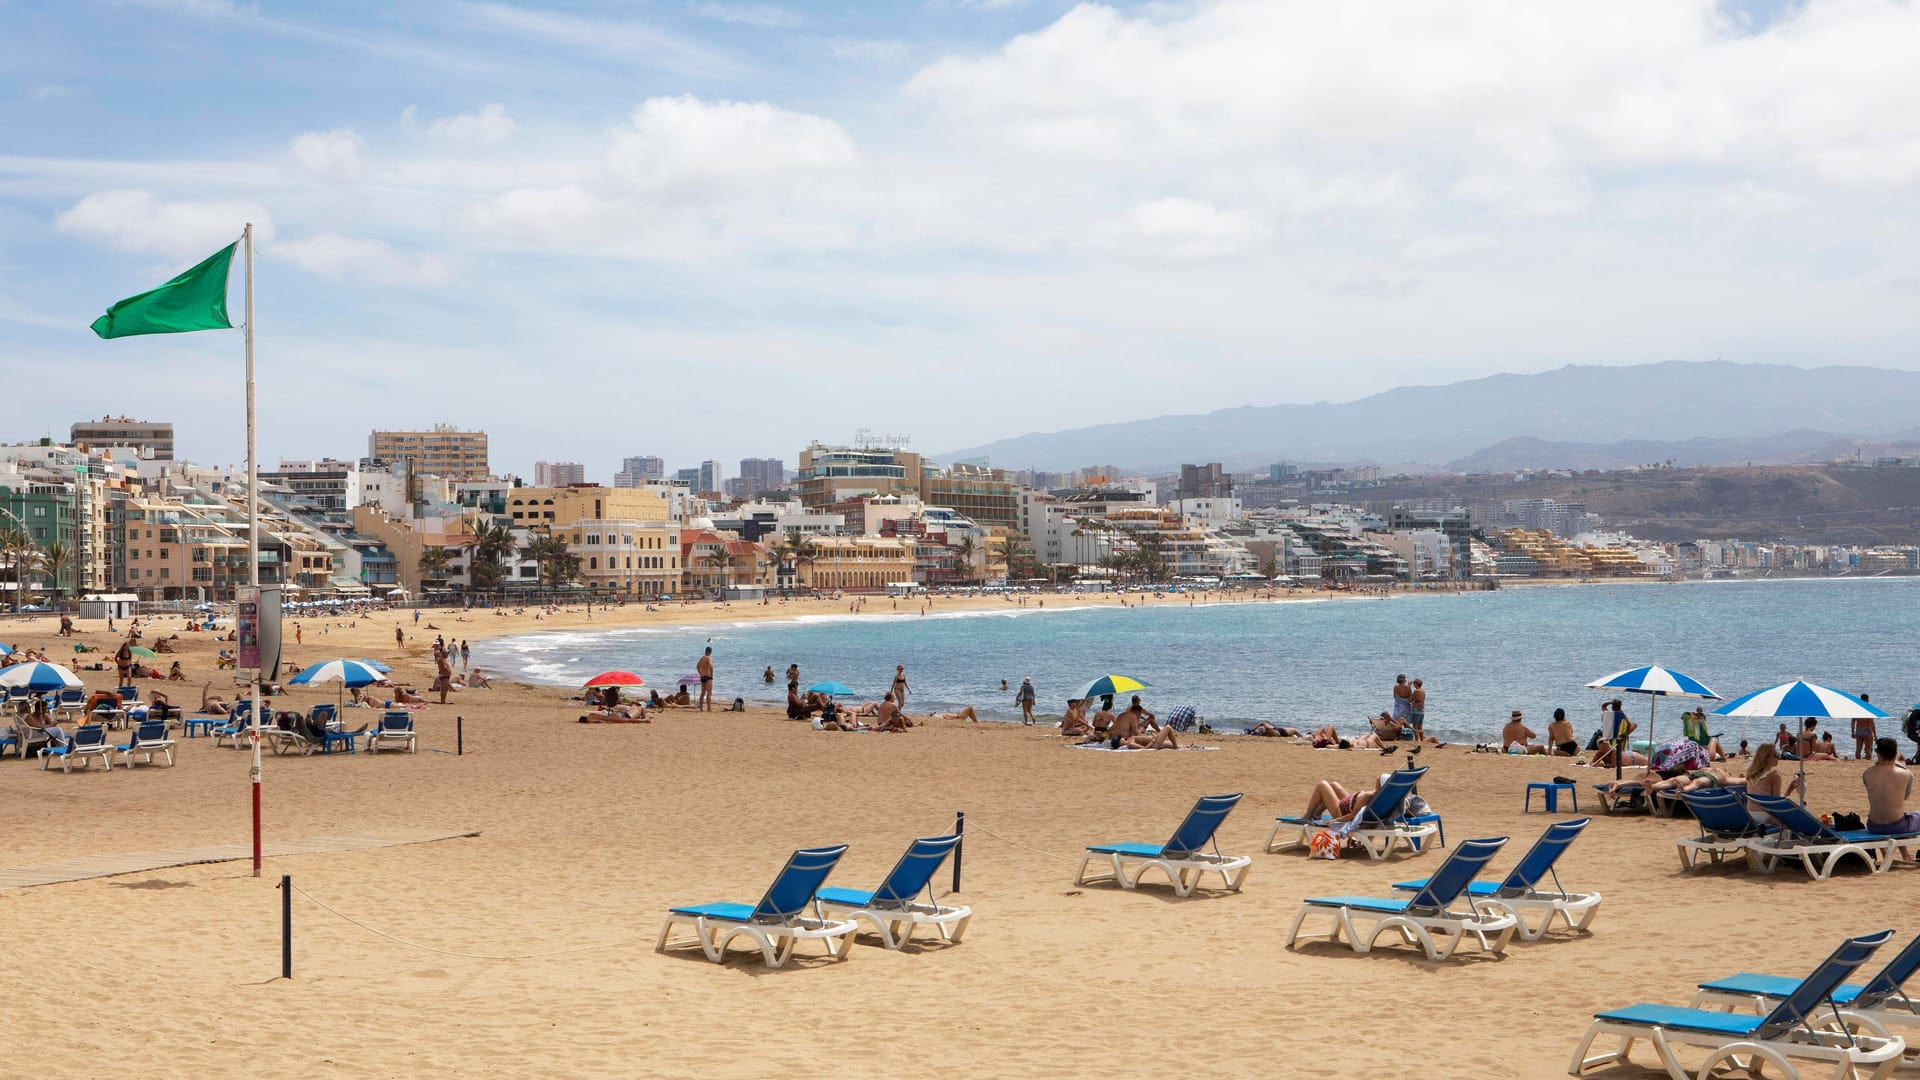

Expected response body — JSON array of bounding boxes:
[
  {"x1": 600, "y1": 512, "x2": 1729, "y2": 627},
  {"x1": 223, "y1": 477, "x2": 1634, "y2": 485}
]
[
  {"x1": 1832, "y1": 811, "x2": 1864, "y2": 831},
  {"x1": 1308, "y1": 831, "x2": 1341, "y2": 860}
]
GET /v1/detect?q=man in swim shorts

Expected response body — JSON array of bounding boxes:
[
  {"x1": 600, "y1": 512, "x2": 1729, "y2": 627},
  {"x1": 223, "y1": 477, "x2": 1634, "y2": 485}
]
[
  {"x1": 696, "y1": 646, "x2": 714, "y2": 712},
  {"x1": 1547, "y1": 707, "x2": 1579, "y2": 756}
]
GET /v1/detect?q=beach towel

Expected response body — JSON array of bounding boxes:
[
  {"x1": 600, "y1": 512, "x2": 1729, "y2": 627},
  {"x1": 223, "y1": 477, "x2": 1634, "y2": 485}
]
[{"x1": 1069, "y1": 743, "x2": 1219, "y2": 752}]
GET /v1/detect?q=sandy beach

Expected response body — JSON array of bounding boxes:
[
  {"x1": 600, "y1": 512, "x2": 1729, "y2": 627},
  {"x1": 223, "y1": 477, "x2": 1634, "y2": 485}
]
[{"x1": 3, "y1": 598, "x2": 1911, "y2": 1079}]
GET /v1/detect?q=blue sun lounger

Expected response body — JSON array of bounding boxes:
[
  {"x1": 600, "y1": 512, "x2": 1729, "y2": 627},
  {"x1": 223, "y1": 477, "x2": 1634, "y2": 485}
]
[
  {"x1": 1691, "y1": 932, "x2": 1920, "y2": 1068},
  {"x1": 1570, "y1": 930, "x2": 1906, "y2": 1080},
  {"x1": 115, "y1": 719, "x2": 176, "y2": 767},
  {"x1": 1268, "y1": 767, "x2": 1437, "y2": 860},
  {"x1": 817, "y1": 835, "x2": 971, "y2": 949},
  {"x1": 39, "y1": 723, "x2": 113, "y2": 772},
  {"x1": 657, "y1": 845, "x2": 859, "y2": 968},
  {"x1": 1675, "y1": 789, "x2": 1776, "y2": 870},
  {"x1": 1286, "y1": 835, "x2": 1517, "y2": 960},
  {"x1": 1744, "y1": 793, "x2": 1913, "y2": 880},
  {"x1": 1391, "y1": 818, "x2": 1598, "y2": 940},
  {"x1": 1077, "y1": 793, "x2": 1252, "y2": 897}
]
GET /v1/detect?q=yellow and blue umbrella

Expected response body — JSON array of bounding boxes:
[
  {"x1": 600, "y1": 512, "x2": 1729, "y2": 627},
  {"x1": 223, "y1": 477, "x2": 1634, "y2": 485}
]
[{"x1": 1070, "y1": 674, "x2": 1152, "y2": 702}]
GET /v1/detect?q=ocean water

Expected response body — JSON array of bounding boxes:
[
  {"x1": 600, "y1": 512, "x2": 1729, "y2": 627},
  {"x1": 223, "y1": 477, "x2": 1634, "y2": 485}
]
[{"x1": 480, "y1": 578, "x2": 1920, "y2": 746}]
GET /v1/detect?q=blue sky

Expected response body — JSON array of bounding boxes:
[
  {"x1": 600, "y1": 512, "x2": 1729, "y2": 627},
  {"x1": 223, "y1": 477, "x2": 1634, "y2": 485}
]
[{"x1": 5, "y1": 0, "x2": 1920, "y2": 478}]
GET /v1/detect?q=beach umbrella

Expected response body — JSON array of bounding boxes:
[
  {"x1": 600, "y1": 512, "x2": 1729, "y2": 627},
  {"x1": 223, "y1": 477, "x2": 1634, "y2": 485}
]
[
  {"x1": 676, "y1": 674, "x2": 703, "y2": 687},
  {"x1": 1071, "y1": 674, "x2": 1152, "y2": 703},
  {"x1": 0, "y1": 661, "x2": 83, "y2": 692},
  {"x1": 0, "y1": 642, "x2": 12, "y2": 656},
  {"x1": 290, "y1": 658, "x2": 389, "y2": 716},
  {"x1": 1586, "y1": 666, "x2": 1718, "y2": 779},
  {"x1": 358, "y1": 659, "x2": 392, "y2": 673},
  {"x1": 807, "y1": 681, "x2": 855, "y2": 697},
  {"x1": 129, "y1": 646, "x2": 158, "y2": 659},
  {"x1": 582, "y1": 671, "x2": 645, "y2": 688},
  {"x1": 1713, "y1": 680, "x2": 1887, "y2": 804}
]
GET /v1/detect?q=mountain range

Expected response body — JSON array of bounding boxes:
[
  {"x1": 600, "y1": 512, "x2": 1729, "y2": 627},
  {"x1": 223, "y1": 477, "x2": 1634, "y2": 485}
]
[{"x1": 937, "y1": 361, "x2": 1920, "y2": 475}]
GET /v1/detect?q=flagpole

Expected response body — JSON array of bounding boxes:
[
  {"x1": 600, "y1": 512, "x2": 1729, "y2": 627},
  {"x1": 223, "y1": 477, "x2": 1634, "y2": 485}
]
[{"x1": 245, "y1": 221, "x2": 264, "y2": 878}]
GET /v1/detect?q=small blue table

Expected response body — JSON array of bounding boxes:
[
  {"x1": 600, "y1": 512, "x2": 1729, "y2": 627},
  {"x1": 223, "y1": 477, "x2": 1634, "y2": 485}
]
[
  {"x1": 1525, "y1": 782, "x2": 1579, "y2": 813},
  {"x1": 1405, "y1": 812, "x2": 1446, "y2": 849},
  {"x1": 183, "y1": 716, "x2": 222, "y2": 738},
  {"x1": 321, "y1": 729, "x2": 359, "y2": 755}
]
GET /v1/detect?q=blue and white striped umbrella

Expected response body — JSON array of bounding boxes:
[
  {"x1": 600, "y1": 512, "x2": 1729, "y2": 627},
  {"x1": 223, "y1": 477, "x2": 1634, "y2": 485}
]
[
  {"x1": 1585, "y1": 666, "x2": 1718, "y2": 699},
  {"x1": 288, "y1": 659, "x2": 386, "y2": 688},
  {"x1": 358, "y1": 659, "x2": 393, "y2": 673},
  {"x1": 0, "y1": 661, "x2": 83, "y2": 691},
  {"x1": 1712, "y1": 680, "x2": 1889, "y2": 720},
  {"x1": 0, "y1": 641, "x2": 13, "y2": 656}
]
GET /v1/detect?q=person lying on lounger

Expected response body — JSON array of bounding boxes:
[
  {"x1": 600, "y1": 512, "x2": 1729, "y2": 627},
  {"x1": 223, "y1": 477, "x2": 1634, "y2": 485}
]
[{"x1": 1300, "y1": 773, "x2": 1384, "y2": 822}]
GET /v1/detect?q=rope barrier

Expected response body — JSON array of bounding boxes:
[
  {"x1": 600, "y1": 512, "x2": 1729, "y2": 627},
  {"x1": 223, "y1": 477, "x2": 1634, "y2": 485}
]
[
  {"x1": 959, "y1": 818, "x2": 1082, "y2": 864},
  {"x1": 290, "y1": 885, "x2": 643, "y2": 961}
]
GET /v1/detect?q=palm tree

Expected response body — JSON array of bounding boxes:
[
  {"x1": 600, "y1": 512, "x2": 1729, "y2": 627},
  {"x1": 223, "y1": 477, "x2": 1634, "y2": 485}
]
[
  {"x1": 0, "y1": 527, "x2": 30, "y2": 611},
  {"x1": 418, "y1": 546, "x2": 452, "y2": 588},
  {"x1": 41, "y1": 539, "x2": 71, "y2": 602},
  {"x1": 778, "y1": 533, "x2": 818, "y2": 592},
  {"x1": 951, "y1": 534, "x2": 976, "y2": 585},
  {"x1": 524, "y1": 532, "x2": 578, "y2": 588},
  {"x1": 699, "y1": 548, "x2": 738, "y2": 591},
  {"x1": 461, "y1": 519, "x2": 515, "y2": 592}
]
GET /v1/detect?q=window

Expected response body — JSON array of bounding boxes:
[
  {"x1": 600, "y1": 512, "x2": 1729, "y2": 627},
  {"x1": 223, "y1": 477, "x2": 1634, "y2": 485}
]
[
  {"x1": 31, "y1": 506, "x2": 46, "y2": 517},
  {"x1": 588, "y1": 557, "x2": 598, "y2": 569},
  {"x1": 33, "y1": 527, "x2": 46, "y2": 539},
  {"x1": 160, "y1": 568, "x2": 169, "y2": 579}
]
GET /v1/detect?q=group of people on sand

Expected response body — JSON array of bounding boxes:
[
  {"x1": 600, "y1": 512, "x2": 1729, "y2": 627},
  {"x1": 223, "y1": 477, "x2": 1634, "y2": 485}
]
[
  {"x1": 1056, "y1": 695, "x2": 1179, "y2": 749},
  {"x1": 1246, "y1": 709, "x2": 1441, "y2": 752}
]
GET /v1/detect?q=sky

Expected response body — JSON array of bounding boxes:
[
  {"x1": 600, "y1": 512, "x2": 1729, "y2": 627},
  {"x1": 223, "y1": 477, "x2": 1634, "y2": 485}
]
[{"x1": 6, "y1": 0, "x2": 1920, "y2": 480}]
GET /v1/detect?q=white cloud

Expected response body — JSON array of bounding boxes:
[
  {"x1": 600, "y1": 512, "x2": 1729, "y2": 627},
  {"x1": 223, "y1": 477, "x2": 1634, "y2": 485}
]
[
  {"x1": 285, "y1": 128, "x2": 365, "y2": 183},
  {"x1": 1105, "y1": 197, "x2": 1267, "y2": 260},
  {"x1": 457, "y1": 2, "x2": 742, "y2": 78},
  {"x1": 274, "y1": 234, "x2": 453, "y2": 286},
  {"x1": 54, "y1": 190, "x2": 273, "y2": 260},
  {"x1": 693, "y1": 3, "x2": 805, "y2": 28},
  {"x1": 427, "y1": 103, "x2": 516, "y2": 143}
]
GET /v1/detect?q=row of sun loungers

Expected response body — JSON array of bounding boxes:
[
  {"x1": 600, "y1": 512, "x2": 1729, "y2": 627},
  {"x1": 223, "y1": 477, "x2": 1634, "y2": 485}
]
[
  {"x1": 22, "y1": 720, "x2": 176, "y2": 772},
  {"x1": 1677, "y1": 789, "x2": 1920, "y2": 879},
  {"x1": 14, "y1": 709, "x2": 418, "y2": 772}
]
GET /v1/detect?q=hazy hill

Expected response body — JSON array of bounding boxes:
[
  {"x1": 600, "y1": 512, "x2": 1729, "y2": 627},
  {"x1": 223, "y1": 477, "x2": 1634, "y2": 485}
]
[{"x1": 938, "y1": 362, "x2": 1920, "y2": 473}]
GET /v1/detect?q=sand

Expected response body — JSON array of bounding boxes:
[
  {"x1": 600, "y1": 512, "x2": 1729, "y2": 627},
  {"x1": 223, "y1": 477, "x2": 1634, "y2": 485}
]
[{"x1": 2, "y1": 598, "x2": 1910, "y2": 1079}]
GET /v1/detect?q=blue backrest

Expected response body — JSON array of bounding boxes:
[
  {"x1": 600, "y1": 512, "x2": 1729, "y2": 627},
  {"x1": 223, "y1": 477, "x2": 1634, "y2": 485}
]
[
  {"x1": 382, "y1": 711, "x2": 412, "y2": 732},
  {"x1": 72, "y1": 724, "x2": 106, "y2": 749},
  {"x1": 7, "y1": 685, "x2": 28, "y2": 700},
  {"x1": 310, "y1": 703, "x2": 337, "y2": 723},
  {"x1": 872, "y1": 835, "x2": 961, "y2": 905},
  {"x1": 1756, "y1": 930, "x2": 1894, "y2": 1038},
  {"x1": 1357, "y1": 768, "x2": 1426, "y2": 827},
  {"x1": 752, "y1": 844, "x2": 850, "y2": 921},
  {"x1": 1163, "y1": 793, "x2": 1244, "y2": 858},
  {"x1": 1681, "y1": 789, "x2": 1761, "y2": 836},
  {"x1": 1748, "y1": 793, "x2": 1836, "y2": 841},
  {"x1": 1855, "y1": 933, "x2": 1920, "y2": 1009},
  {"x1": 117, "y1": 686, "x2": 140, "y2": 702},
  {"x1": 230, "y1": 701, "x2": 254, "y2": 723},
  {"x1": 58, "y1": 688, "x2": 84, "y2": 705},
  {"x1": 1498, "y1": 818, "x2": 1588, "y2": 894},
  {"x1": 1406, "y1": 836, "x2": 1507, "y2": 912},
  {"x1": 135, "y1": 719, "x2": 168, "y2": 743}
]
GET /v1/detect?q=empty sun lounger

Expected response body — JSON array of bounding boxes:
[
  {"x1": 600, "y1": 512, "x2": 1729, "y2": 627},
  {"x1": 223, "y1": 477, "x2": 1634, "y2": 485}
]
[
  {"x1": 1570, "y1": 929, "x2": 1906, "y2": 1080},
  {"x1": 115, "y1": 719, "x2": 176, "y2": 767},
  {"x1": 1745, "y1": 793, "x2": 1913, "y2": 880},
  {"x1": 657, "y1": 845, "x2": 858, "y2": 968},
  {"x1": 1391, "y1": 818, "x2": 1599, "y2": 941},
  {"x1": 1691, "y1": 931, "x2": 1920, "y2": 1068},
  {"x1": 1675, "y1": 789, "x2": 1776, "y2": 870},
  {"x1": 817, "y1": 834, "x2": 971, "y2": 949},
  {"x1": 1076, "y1": 793, "x2": 1252, "y2": 897},
  {"x1": 1287, "y1": 835, "x2": 1517, "y2": 961},
  {"x1": 1269, "y1": 768, "x2": 1437, "y2": 860},
  {"x1": 366, "y1": 711, "x2": 416, "y2": 754},
  {"x1": 39, "y1": 723, "x2": 112, "y2": 773}
]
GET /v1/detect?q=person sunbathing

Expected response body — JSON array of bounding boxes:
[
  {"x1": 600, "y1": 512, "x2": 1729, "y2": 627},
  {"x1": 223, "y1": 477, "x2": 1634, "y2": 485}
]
[
  {"x1": 1059, "y1": 699, "x2": 1091, "y2": 736},
  {"x1": 391, "y1": 687, "x2": 426, "y2": 706},
  {"x1": 1588, "y1": 742, "x2": 1648, "y2": 768},
  {"x1": 1090, "y1": 703, "x2": 1115, "y2": 734},
  {"x1": 1111, "y1": 700, "x2": 1176, "y2": 748},
  {"x1": 877, "y1": 693, "x2": 909, "y2": 732},
  {"x1": 167, "y1": 662, "x2": 186, "y2": 681},
  {"x1": 1300, "y1": 774, "x2": 1382, "y2": 822},
  {"x1": 579, "y1": 704, "x2": 651, "y2": 723},
  {"x1": 785, "y1": 681, "x2": 818, "y2": 720},
  {"x1": 935, "y1": 706, "x2": 981, "y2": 722}
]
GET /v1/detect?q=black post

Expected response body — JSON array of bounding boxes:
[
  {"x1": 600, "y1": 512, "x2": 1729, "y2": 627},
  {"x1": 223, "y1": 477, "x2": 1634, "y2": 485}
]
[
  {"x1": 280, "y1": 873, "x2": 292, "y2": 979},
  {"x1": 456, "y1": 715, "x2": 463, "y2": 756},
  {"x1": 952, "y1": 811, "x2": 964, "y2": 892}
]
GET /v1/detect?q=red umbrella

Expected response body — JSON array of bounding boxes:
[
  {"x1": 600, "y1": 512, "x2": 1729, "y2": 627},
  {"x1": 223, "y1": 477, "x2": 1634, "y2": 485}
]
[{"x1": 584, "y1": 671, "x2": 645, "y2": 688}]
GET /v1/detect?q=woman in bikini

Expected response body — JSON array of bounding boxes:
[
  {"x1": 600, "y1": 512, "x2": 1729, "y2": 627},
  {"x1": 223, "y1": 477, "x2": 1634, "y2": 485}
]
[
  {"x1": 1300, "y1": 773, "x2": 1383, "y2": 822},
  {"x1": 1745, "y1": 742, "x2": 1800, "y2": 824}
]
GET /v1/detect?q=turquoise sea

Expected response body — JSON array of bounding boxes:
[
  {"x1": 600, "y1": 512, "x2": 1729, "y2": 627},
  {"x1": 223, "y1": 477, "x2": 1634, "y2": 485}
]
[{"x1": 481, "y1": 578, "x2": 1920, "y2": 747}]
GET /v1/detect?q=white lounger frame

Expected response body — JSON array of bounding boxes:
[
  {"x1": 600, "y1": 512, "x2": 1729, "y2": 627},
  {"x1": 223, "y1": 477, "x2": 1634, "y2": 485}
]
[
  {"x1": 367, "y1": 724, "x2": 416, "y2": 754},
  {"x1": 1677, "y1": 833, "x2": 1763, "y2": 870},
  {"x1": 1745, "y1": 836, "x2": 1899, "y2": 880},
  {"x1": 655, "y1": 911, "x2": 858, "y2": 968},
  {"x1": 1476, "y1": 888, "x2": 1602, "y2": 942},
  {"x1": 1267, "y1": 818, "x2": 1437, "y2": 861},
  {"x1": 1691, "y1": 988, "x2": 1920, "y2": 1070},
  {"x1": 119, "y1": 735, "x2": 176, "y2": 768},
  {"x1": 1075, "y1": 850, "x2": 1252, "y2": 897},
  {"x1": 1568, "y1": 1012, "x2": 1905, "y2": 1080},
  {"x1": 1285, "y1": 900, "x2": 1517, "y2": 961},
  {"x1": 819, "y1": 897, "x2": 972, "y2": 950}
]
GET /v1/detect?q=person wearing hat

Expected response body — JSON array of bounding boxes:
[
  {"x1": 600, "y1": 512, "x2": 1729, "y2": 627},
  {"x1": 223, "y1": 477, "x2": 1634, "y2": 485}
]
[
  {"x1": 1502, "y1": 710, "x2": 1546, "y2": 755},
  {"x1": 1014, "y1": 677, "x2": 1037, "y2": 725}
]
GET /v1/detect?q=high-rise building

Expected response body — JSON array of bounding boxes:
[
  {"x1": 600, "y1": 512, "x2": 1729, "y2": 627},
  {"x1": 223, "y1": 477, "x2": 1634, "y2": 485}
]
[
  {"x1": 737, "y1": 457, "x2": 784, "y2": 498},
  {"x1": 534, "y1": 461, "x2": 586, "y2": 487},
  {"x1": 70, "y1": 416, "x2": 174, "y2": 461},
  {"x1": 368, "y1": 424, "x2": 489, "y2": 481},
  {"x1": 696, "y1": 460, "x2": 723, "y2": 494},
  {"x1": 1178, "y1": 463, "x2": 1232, "y2": 499},
  {"x1": 672, "y1": 467, "x2": 701, "y2": 489},
  {"x1": 613, "y1": 455, "x2": 664, "y2": 488}
]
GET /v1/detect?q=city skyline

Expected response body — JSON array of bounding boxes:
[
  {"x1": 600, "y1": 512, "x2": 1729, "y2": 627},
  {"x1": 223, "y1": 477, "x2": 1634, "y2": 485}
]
[{"x1": 12, "y1": 1, "x2": 1920, "y2": 473}]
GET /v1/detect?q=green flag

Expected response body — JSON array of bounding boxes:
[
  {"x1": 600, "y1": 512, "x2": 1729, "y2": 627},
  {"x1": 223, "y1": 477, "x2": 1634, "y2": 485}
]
[{"x1": 90, "y1": 242, "x2": 237, "y2": 339}]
